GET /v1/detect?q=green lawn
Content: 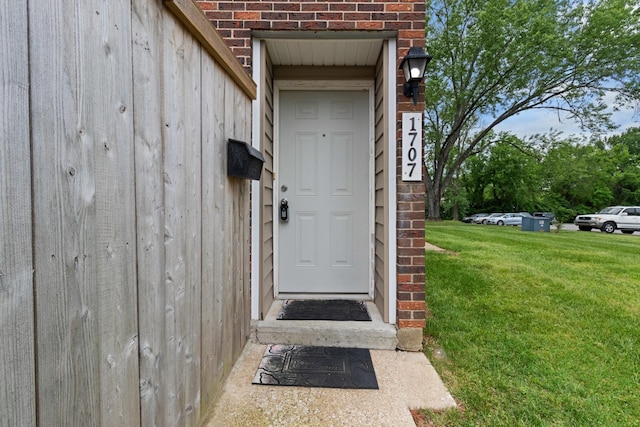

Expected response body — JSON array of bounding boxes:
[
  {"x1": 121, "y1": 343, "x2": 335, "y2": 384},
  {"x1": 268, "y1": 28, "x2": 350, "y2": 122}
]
[{"x1": 422, "y1": 222, "x2": 640, "y2": 426}]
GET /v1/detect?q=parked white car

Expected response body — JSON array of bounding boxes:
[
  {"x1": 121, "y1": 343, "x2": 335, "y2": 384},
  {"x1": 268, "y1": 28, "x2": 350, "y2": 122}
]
[{"x1": 574, "y1": 206, "x2": 640, "y2": 234}]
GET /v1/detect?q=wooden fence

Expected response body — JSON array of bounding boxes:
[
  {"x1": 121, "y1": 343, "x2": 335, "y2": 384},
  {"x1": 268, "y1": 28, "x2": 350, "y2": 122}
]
[{"x1": 1, "y1": 0, "x2": 256, "y2": 425}]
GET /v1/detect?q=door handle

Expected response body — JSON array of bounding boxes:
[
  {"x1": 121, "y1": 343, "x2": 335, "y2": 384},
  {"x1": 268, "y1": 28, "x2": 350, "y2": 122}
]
[{"x1": 280, "y1": 199, "x2": 289, "y2": 222}]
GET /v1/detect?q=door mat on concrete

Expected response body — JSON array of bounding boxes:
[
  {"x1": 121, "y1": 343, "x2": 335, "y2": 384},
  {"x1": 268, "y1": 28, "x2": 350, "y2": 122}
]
[
  {"x1": 277, "y1": 299, "x2": 371, "y2": 321},
  {"x1": 252, "y1": 344, "x2": 379, "y2": 389}
]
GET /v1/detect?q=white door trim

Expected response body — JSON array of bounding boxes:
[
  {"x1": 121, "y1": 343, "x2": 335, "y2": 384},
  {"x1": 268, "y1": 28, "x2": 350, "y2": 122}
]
[
  {"x1": 250, "y1": 38, "x2": 262, "y2": 320},
  {"x1": 273, "y1": 80, "x2": 375, "y2": 299}
]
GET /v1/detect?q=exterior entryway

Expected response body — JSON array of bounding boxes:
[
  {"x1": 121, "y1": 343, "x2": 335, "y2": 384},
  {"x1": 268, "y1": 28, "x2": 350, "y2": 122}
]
[
  {"x1": 251, "y1": 37, "x2": 399, "y2": 325},
  {"x1": 277, "y1": 90, "x2": 371, "y2": 294}
]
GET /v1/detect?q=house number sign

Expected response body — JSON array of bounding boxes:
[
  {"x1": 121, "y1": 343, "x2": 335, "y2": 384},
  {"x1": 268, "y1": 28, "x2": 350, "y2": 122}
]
[{"x1": 402, "y1": 113, "x2": 422, "y2": 181}]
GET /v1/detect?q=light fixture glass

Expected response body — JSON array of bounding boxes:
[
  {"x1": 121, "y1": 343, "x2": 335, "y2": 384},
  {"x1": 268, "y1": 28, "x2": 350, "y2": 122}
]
[{"x1": 399, "y1": 47, "x2": 432, "y2": 105}]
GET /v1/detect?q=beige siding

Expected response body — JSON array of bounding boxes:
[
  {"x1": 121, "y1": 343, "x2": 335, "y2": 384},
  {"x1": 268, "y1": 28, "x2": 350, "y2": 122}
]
[
  {"x1": 260, "y1": 43, "x2": 276, "y2": 318},
  {"x1": 374, "y1": 41, "x2": 391, "y2": 322}
]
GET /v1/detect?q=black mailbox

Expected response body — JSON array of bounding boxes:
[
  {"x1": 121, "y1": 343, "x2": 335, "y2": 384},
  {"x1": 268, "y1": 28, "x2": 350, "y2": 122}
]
[{"x1": 227, "y1": 138, "x2": 265, "y2": 180}]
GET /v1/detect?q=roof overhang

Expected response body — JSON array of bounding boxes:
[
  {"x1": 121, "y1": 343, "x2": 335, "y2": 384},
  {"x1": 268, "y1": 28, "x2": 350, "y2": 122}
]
[{"x1": 252, "y1": 31, "x2": 396, "y2": 67}]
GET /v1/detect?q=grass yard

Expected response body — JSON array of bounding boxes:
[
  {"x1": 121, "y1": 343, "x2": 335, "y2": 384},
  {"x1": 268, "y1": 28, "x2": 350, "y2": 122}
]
[{"x1": 422, "y1": 222, "x2": 640, "y2": 426}]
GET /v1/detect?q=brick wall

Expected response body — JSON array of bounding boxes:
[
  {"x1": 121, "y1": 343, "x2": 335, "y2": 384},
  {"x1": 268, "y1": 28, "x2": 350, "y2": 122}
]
[
  {"x1": 197, "y1": 0, "x2": 427, "y2": 329},
  {"x1": 396, "y1": 181, "x2": 426, "y2": 328}
]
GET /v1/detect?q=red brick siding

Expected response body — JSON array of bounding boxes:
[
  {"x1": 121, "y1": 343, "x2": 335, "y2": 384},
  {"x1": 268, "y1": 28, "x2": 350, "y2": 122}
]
[
  {"x1": 197, "y1": 0, "x2": 427, "y2": 329},
  {"x1": 197, "y1": 1, "x2": 425, "y2": 69},
  {"x1": 396, "y1": 177, "x2": 426, "y2": 328}
]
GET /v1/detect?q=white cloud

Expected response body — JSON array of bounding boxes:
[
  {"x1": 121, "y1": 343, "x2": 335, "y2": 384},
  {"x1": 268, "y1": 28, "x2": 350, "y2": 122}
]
[{"x1": 493, "y1": 99, "x2": 639, "y2": 139}]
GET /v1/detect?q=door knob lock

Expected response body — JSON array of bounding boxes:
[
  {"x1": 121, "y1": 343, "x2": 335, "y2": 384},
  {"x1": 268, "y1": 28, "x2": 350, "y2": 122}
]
[{"x1": 280, "y1": 199, "x2": 289, "y2": 222}]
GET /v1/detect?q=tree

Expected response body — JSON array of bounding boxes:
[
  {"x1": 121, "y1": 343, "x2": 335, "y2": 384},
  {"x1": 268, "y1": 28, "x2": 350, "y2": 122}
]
[
  {"x1": 423, "y1": 0, "x2": 640, "y2": 220},
  {"x1": 462, "y1": 134, "x2": 542, "y2": 214},
  {"x1": 540, "y1": 139, "x2": 615, "y2": 213},
  {"x1": 603, "y1": 127, "x2": 640, "y2": 204},
  {"x1": 604, "y1": 127, "x2": 640, "y2": 157}
]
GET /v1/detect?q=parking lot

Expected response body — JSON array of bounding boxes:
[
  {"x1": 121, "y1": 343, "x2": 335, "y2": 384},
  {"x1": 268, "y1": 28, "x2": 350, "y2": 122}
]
[{"x1": 560, "y1": 224, "x2": 638, "y2": 235}]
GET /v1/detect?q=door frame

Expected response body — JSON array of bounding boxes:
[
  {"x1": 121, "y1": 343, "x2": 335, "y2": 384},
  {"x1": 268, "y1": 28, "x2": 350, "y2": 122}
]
[{"x1": 272, "y1": 80, "x2": 375, "y2": 299}]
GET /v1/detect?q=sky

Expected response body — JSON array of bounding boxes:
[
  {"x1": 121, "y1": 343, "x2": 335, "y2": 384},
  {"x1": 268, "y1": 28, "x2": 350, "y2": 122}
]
[{"x1": 493, "y1": 96, "x2": 640, "y2": 140}]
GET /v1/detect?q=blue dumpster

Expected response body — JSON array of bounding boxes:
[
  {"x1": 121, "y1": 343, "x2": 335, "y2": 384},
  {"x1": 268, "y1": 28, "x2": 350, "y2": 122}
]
[{"x1": 522, "y1": 216, "x2": 550, "y2": 232}]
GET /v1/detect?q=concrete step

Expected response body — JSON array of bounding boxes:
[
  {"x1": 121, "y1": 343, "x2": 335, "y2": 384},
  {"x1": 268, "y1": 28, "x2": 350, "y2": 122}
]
[{"x1": 252, "y1": 300, "x2": 398, "y2": 350}]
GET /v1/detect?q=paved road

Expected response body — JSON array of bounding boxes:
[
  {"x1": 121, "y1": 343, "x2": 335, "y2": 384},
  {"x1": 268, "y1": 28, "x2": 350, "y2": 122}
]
[
  {"x1": 561, "y1": 224, "x2": 581, "y2": 231},
  {"x1": 466, "y1": 222, "x2": 638, "y2": 236},
  {"x1": 561, "y1": 223, "x2": 639, "y2": 236}
]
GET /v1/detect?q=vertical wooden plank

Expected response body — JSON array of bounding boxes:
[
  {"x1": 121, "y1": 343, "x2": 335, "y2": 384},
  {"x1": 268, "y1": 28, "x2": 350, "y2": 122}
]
[
  {"x1": 200, "y1": 53, "x2": 228, "y2": 408},
  {"x1": 0, "y1": 0, "x2": 36, "y2": 425},
  {"x1": 239, "y1": 89, "x2": 252, "y2": 351},
  {"x1": 210, "y1": 75, "x2": 234, "y2": 386},
  {"x1": 226, "y1": 81, "x2": 252, "y2": 361},
  {"x1": 30, "y1": 1, "x2": 99, "y2": 424},
  {"x1": 230, "y1": 84, "x2": 244, "y2": 355},
  {"x1": 163, "y1": 0, "x2": 256, "y2": 100},
  {"x1": 162, "y1": 12, "x2": 202, "y2": 425},
  {"x1": 88, "y1": 3, "x2": 141, "y2": 424},
  {"x1": 131, "y1": 0, "x2": 168, "y2": 426},
  {"x1": 30, "y1": 0, "x2": 139, "y2": 424},
  {"x1": 223, "y1": 78, "x2": 241, "y2": 362}
]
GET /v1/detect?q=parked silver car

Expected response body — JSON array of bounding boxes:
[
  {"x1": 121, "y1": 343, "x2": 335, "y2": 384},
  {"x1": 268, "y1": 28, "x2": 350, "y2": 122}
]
[
  {"x1": 574, "y1": 206, "x2": 640, "y2": 234},
  {"x1": 463, "y1": 213, "x2": 489, "y2": 223},
  {"x1": 480, "y1": 213, "x2": 504, "y2": 224},
  {"x1": 471, "y1": 213, "x2": 494, "y2": 224},
  {"x1": 485, "y1": 212, "x2": 531, "y2": 226}
]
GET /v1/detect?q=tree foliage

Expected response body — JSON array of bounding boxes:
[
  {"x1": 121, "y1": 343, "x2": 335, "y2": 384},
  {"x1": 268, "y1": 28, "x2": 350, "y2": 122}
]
[
  {"x1": 541, "y1": 138, "x2": 616, "y2": 213},
  {"x1": 454, "y1": 127, "x2": 640, "y2": 219},
  {"x1": 463, "y1": 134, "x2": 542, "y2": 213},
  {"x1": 424, "y1": 0, "x2": 640, "y2": 220}
]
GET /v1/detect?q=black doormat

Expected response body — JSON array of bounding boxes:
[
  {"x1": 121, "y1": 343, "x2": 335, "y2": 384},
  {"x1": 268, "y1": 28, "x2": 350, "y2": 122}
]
[
  {"x1": 277, "y1": 299, "x2": 371, "y2": 321},
  {"x1": 252, "y1": 345, "x2": 379, "y2": 389}
]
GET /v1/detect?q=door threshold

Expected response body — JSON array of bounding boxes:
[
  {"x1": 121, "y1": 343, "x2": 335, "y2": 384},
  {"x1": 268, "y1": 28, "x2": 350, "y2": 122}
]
[
  {"x1": 276, "y1": 293, "x2": 373, "y2": 301},
  {"x1": 252, "y1": 300, "x2": 398, "y2": 350}
]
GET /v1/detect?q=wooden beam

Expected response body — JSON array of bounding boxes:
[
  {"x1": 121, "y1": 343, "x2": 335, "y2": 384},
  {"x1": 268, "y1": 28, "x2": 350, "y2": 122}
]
[
  {"x1": 1, "y1": 0, "x2": 36, "y2": 423},
  {"x1": 164, "y1": 0, "x2": 257, "y2": 100}
]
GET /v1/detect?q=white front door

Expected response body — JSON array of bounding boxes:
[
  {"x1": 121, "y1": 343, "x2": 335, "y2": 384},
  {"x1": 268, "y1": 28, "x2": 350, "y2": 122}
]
[{"x1": 278, "y1": 90, "x2": 371, "y2": 294}]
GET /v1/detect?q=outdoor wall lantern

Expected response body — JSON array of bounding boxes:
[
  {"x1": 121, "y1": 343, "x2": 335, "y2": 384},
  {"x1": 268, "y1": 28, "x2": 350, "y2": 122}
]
[{"x1": 399, "y1": 47, "x2": 432, "y2": 105}]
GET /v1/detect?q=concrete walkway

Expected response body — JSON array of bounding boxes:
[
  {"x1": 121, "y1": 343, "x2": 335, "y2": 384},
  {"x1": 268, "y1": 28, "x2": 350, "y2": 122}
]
[
  {"x1": 202, "y1": 342, "x2": 456, "y2": 426},
  {"x1": 424, "y1": 241, "x2": 447, "y2": 252}
]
